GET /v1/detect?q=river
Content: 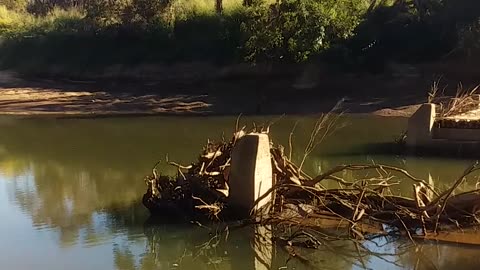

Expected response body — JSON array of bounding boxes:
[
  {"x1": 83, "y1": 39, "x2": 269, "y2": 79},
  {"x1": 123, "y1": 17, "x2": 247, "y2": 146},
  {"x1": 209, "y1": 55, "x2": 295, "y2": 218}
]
[{"x1": 0, "y1": 115, "x2": 479, "y2": 270}]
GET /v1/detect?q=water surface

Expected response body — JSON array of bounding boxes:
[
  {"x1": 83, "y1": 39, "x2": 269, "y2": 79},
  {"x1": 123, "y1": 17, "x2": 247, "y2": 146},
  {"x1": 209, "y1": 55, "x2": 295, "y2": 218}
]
[{"x1": 0, "y1": 115, "x2": 479, "y2": 270}]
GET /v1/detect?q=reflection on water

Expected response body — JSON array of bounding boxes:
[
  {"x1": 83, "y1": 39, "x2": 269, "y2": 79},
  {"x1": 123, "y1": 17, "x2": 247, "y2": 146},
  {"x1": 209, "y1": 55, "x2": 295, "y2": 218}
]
[{"x1": 0, "y1": 115, "x2": 480, "y2": 270}]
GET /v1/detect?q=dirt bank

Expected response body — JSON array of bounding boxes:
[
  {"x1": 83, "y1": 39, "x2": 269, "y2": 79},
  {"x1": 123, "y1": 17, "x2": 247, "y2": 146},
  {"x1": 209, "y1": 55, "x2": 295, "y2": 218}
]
[{"x1": 0, "y1": 70, "x2": 426, "y2": 117}]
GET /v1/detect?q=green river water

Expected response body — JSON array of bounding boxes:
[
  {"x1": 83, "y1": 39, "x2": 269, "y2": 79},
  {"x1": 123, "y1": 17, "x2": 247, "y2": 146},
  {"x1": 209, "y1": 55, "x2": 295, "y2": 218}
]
[{"x1": 0, "y1": 115, "x2": 479, "y2": 270}]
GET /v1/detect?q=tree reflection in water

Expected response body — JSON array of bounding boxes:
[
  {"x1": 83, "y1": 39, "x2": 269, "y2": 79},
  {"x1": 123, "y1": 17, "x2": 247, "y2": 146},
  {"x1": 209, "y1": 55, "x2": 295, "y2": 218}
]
[
  {"x1": 109, "y1": 221, "x2": 359, "y2": 270},
  {"x1": 109, "y1": 220, "x2": 480, "y2": 270}
]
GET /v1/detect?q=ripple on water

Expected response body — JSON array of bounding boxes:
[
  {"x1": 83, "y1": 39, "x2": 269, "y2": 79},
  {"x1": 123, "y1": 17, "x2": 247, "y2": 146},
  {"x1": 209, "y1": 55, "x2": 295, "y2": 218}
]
[{"x1": 31, "y1": 221, "x2": 55, "y2": 231}]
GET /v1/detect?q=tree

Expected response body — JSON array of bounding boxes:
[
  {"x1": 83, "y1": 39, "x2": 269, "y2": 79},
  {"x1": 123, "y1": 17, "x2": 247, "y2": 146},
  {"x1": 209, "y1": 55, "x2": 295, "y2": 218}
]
[
  {"x1": 242, "y1": 0, "x2": 366, "y2": 63},
  {"x1": 215, "y1": 0, "x2": 223, "y2": 14}
]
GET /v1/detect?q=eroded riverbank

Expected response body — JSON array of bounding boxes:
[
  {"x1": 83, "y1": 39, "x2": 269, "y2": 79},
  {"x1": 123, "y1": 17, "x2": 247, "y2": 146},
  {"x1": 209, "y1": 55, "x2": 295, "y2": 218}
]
[{"x1": 0, "y1": 71, "x2": 424, "y2": 117}]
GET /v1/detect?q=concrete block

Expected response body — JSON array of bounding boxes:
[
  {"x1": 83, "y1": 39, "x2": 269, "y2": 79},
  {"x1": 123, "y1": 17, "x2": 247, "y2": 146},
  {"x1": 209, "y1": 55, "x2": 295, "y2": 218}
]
[
  {"x1": 406, "y1": 103, "x2": 436, "y2": 147},
  {"x1": 433, "y1": 127, "x2": 480, "y2": 141},
  {"x1": 229, "y1": 133, "x2": 273, "y2": 217}
]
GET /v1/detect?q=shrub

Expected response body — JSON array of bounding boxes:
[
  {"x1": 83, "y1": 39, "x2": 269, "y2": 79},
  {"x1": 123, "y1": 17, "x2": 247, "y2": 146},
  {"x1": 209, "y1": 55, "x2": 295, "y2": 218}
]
[
  {"x1": 333, "y1": 0, "x2": 480, "y2": 71},
  {"x1": 241, "y1": 0, "x2": 367, "y2": 63},
  {"x1": 27, "y1": 1, "x2": 89, "y2": 16},
  {"x1": 172, "y1": 11, "x2": 244, "y2": 63},
  {"x1": 85, "y1": 0, "x2": 130, "y2": 27},
  {"x1": 0, "y1": 6, "x2": 33, "y2": 34},
  {"x1": 129, "y1": 0, "x2": 171, "y2": 25},
  {"x1": 27, "y1": 0, "x2": 55, "y2": 16},
  {"x1": 0, "y1": 0, "x2": 28, "y2": 11}
]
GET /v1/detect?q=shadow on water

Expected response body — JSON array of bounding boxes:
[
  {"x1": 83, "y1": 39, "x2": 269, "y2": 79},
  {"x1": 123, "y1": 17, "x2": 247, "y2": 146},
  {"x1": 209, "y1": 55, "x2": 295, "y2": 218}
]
[{"x1": 358, "y1": 142, "x2": 480, "y2": 159}]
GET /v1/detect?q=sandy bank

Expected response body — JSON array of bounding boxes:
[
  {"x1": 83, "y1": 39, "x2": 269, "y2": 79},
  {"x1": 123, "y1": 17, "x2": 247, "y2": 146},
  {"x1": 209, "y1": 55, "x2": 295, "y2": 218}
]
[{"x1": 0, "y1": 71, "x2": 424, "y2": 117}]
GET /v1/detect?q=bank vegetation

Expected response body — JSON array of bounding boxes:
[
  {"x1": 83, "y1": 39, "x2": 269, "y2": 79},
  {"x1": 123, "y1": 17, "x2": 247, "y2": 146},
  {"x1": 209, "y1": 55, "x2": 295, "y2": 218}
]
[{"x1": 0, "y1": 0, "x2": 479, "y2": 77}]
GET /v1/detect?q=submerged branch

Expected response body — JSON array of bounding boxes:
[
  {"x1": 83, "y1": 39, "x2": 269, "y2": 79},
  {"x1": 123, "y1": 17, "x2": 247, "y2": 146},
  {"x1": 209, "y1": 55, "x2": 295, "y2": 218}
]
[{"x1": 142, "y1": 116, "x2": 480, "y2": 248}]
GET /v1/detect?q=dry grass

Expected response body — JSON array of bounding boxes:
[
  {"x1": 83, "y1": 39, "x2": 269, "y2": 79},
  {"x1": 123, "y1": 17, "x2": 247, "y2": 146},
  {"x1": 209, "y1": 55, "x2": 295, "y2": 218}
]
[
  {"x1": 171, "y1": 0, "x2": 243, "y2": 15},
  {"x1": 0, "y1": 6, "x2": 85, "y2": 35},
  {"x1": 438, "y1": 84, "x2": 480, "y2": 118},
  {"x1": 1, "y1": 0, "x2": 240, "y2": 36},
  {"x1": 427, "y1": 81, "x2": 480, "y2": 118}
]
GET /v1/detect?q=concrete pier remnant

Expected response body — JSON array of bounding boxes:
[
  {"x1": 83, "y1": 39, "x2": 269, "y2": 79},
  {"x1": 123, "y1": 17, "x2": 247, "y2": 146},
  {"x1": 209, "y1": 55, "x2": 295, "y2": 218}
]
[
  {"x1": 229, "y1": 225, "x2": 273, "y2": 270},
  {"x1": 406, "y1": 103, "x2": 436, "y2": 147},
  {"x1": 229, "y1": 133, "x2": 273, "y2": 217}
]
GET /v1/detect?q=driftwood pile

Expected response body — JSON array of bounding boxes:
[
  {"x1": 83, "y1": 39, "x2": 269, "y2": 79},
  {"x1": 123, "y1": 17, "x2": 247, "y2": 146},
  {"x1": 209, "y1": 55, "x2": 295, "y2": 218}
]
[
  {"x1": 143, "y1": 127, "x2": 480, "y2": 238},
  {"x1": 142, "y1": 127, "x2": 308, "y2": 220},
  {"x1": 142, "y1": 132, "x2": 235, "y2": 220},
  {"x1": 428, "y1": 82, "x2": 480, "y2": 118},
  {"x1": 267, "y1": 163, "x2": 480, "y2": 236}
]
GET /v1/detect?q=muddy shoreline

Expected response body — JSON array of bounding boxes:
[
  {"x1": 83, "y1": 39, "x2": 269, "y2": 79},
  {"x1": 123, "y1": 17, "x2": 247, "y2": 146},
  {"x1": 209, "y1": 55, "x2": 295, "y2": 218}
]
[{"x1": 0, "y1": 69, "x2": 452, "y2": 117}]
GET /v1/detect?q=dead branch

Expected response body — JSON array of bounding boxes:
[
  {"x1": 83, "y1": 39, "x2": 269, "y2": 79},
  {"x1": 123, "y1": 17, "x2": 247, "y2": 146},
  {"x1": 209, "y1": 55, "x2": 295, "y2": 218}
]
[{"x1": 142, "y1": 116, "x2": 480, "y2": 249}]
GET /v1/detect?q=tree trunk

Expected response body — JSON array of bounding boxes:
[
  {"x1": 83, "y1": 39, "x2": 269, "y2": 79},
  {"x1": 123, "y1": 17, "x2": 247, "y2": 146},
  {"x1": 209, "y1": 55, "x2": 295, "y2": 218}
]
[
  {"x1": 367, "y1": 0, "x2": 378, "y2": 13},
  {"x1": 216, "y1": 0, "x2": 223, "y2": 14}
]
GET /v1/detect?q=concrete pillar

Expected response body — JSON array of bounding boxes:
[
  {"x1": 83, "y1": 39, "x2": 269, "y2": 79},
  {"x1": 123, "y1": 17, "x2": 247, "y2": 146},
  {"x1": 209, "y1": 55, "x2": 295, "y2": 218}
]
[
  {"x1": 406, "y1": 103, "x2": 436, "y2": 147},
  {"x1": 229, "y1": 133, "x2": 273, "y2": 217}
]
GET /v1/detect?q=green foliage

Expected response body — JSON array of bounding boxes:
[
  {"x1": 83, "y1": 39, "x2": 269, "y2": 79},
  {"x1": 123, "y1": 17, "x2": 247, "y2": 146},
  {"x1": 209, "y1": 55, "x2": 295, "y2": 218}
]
[
  {"x1": 0, "y1": 6, "x2": 29, "y2": 34},
  {"x1": 0, "y1": 7, "x2": 85, "y2": 36},
  {"x1": 0, "y1": 4, "x2": 244, "y2": 74},
  {"x1": 25, "y1": 1, "x2": 88, "y2": 16},
  {"x1": 334, "y1": 0, "x2": 480, "y2": 71},
  {"x1": 0, "y1": 0, "x2": 479, "y2": 75},
  {"x1": 85, "y1": 0, "x2": 173, "y2": 27},
  {"x1": 129, "y1": 0, "x2": 170, "y2": 24},
  {"x1": 27, "y1": 0, "x2": 55, "y2": 16},
  {"x1": 0, "y1": 0, "x2": 370, "y2": 66},
  {"x1": 0, "y1": 0, "x2": 28, "y2": 11},
  {"x1": 85, "y1": 0, "x2": 130, "y2": 27},
  {"x1": 241, "y1": 0, "x2": 367, "y2": 63},
  {"x1": 172, "y1": 12, "x2": 244, "y2": 63}
]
